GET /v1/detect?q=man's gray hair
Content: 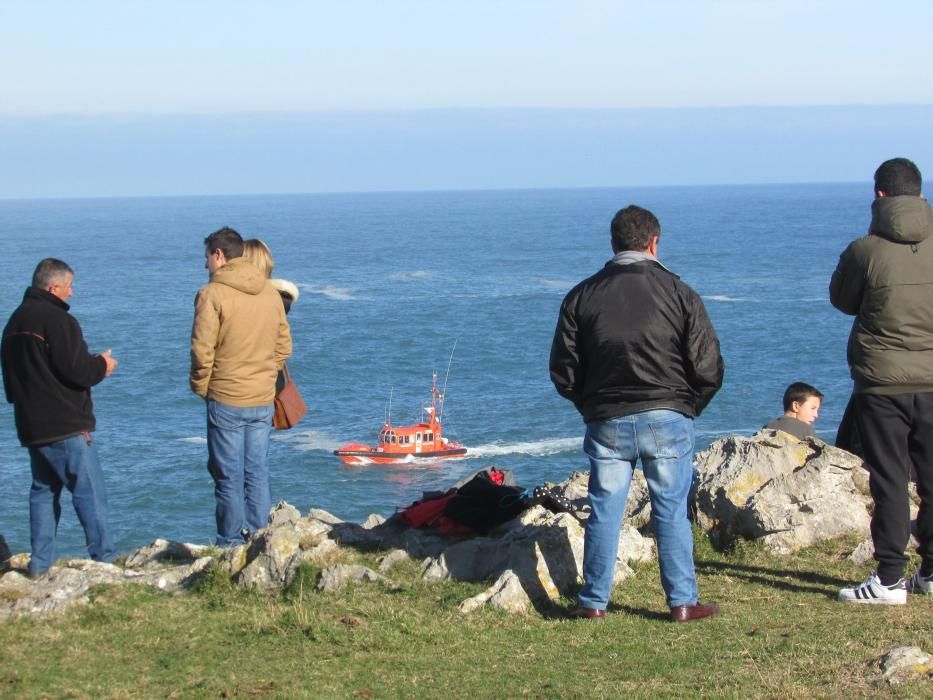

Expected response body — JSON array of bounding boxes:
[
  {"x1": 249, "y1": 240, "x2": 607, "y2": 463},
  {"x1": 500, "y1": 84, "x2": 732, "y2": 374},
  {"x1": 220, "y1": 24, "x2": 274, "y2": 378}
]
[{"x1": 32, "y1": 258, "x2": 73, "y2": 289}]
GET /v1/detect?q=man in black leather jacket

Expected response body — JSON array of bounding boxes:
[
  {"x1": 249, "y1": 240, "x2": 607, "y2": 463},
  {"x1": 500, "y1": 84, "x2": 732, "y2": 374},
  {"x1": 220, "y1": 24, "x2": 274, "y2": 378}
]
[{"x1": 550, "y1": 204, "x2": 724, "y2": 622}]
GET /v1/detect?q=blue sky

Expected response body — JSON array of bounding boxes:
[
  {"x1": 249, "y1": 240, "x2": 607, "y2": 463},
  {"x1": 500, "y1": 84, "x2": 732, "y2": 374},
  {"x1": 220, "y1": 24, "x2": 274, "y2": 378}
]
[
  {"x1": 3, "y1": 1, "x2": 932, "y2": 114},
  {"x1": 1, "y1": 1, "x2": 932, "y2": 196}
]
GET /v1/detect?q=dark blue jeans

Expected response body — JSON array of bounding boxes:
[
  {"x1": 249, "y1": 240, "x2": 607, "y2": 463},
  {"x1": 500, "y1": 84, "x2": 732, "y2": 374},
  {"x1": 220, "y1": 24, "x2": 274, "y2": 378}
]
[
  {"x1": 28, "y1": 434, "x2": 116, "y2": 576},
  {"x1": 206, "y1": 399, "x2": 274, "y2": 546}
]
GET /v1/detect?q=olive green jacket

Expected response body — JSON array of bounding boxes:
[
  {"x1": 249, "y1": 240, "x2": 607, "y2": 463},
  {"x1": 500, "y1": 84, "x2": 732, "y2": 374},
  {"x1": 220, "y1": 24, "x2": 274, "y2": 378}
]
[{"x1": 830, "y1": 195, "x2": 933, "y2": 394}]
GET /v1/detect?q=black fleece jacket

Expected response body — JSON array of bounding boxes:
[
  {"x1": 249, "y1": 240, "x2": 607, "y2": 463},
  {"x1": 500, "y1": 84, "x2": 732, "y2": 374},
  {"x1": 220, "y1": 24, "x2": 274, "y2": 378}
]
[
  {"x1": 1, "y1": 287, "x2": 107, "y2": 446},
  {"x1": 550, "y1": 259, "x2": 724, "y2": 422}
]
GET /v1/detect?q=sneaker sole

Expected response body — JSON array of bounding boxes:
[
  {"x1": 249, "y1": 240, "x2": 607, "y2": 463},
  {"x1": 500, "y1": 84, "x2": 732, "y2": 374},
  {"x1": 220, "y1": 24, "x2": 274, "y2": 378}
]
[{"x1": 838, "y1": 595, "x2": 906, "y2": 605}]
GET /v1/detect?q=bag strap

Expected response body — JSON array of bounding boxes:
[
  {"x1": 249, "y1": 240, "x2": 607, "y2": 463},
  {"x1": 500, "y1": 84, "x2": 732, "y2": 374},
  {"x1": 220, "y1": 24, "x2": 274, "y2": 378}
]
[{"x1": 282, "y1": 363, "x2": 292, "y2": 384}]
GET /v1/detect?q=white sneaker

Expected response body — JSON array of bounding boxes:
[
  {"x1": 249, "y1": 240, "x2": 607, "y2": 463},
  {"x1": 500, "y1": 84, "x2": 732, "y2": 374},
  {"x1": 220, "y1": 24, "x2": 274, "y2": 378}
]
[
  {"x1": 838, "y1": 571, "x2": 907, "y2": 605},
  {"x1": 906, "y1": 569, "x2": 933, "y2": 595}
]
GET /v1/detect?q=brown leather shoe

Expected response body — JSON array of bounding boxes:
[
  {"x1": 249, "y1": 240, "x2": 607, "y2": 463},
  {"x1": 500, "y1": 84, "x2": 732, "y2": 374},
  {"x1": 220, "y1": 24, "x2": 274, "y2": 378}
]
[
  {"x1": 670, "y1": 602, "x2": 719, "y2": 622},
  {"x1": 567, "y1": 606, "x2": 606, "y2": 620}
]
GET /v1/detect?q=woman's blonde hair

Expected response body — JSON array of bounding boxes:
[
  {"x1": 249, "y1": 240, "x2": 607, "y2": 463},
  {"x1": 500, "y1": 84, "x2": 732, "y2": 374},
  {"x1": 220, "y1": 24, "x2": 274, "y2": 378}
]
[{"x1": 242, "y1": 239, "x2": 275, "y2": 278}]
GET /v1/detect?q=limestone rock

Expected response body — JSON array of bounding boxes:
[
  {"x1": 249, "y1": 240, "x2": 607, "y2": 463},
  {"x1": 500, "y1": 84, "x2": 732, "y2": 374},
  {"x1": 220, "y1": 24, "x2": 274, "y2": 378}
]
[
  {"x1": 694, "y1": 432, "x2": 871, "y2": 552},
  {"x1": 123, "y1": 539, "x2": 212, "y2": 569},
  {"x1": 377, "y1": 549, "x2": 410, "y2": 573},
  {"x1": 316, "y1": 564, "x2": 395, "y2": 592},
  {"x1": 619, "y1": 524, "x2": 655, "y2": 563},
  {"x1": 845, "y1": 527, "x2": 920, "y2": 566},
  {"x1": 459, "y1": 570, "x2": 530, "y2": 614},
  {"x1": 878, "y1": 646, "x2": 933, "y2": 685},
  {"x1": 233, "y1": 513, "x2": 338, "y2": 590},
  {"x1": 847, "y1": 539, "x2": 875, "y2": 566},
  {"x1": 267, "y1": 501, "x2": 302, "y2": 528},
  {"x1": 550, "y1": 468, "x2": 650, "y2": 528},
  {"x1": 0, "y1": 557, "x2": 212, "y2": 620},
  {"x1": 308, "y1": 508, "x2": 343, "y2": 525},
  {"x1": 218, "y1": 543, "x2": 250, "y2": 576},
  {"x1": 449, "y1": 506, "x2": 649, "y2": 614},
  {"x1": 362, "y1": 513, "x2": 386, "y2": 529}
]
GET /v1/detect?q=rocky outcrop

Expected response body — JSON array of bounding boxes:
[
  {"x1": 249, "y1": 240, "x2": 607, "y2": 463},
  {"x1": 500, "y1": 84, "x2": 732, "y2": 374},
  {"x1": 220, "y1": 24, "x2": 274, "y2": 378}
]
[
  {"x1": 0, "y1": 553, "x2": 213, "y2": 620},
  {"x1": 454, "y1": 506, "x2": 653, "y2": 614},
  {"x1": 0, "y1": 481, "x2": 656, "y2": 619},
  {"x1": 0, "y1": 432, "x2": 901, "y2": 619},
  {"x1": 694, "y1": 431, "x2": 872, "y2": 553}
]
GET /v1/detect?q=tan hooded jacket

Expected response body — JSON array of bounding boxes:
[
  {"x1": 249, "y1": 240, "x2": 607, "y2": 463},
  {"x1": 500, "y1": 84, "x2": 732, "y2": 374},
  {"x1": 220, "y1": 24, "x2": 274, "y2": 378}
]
[{"x1": 190, "y1": 257, "x2": 292, "y2": 406}]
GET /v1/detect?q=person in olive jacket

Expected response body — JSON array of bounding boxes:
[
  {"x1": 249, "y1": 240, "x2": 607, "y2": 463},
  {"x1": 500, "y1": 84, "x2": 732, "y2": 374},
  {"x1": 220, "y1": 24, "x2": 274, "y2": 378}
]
[
  {"x1": 550, "y1": 204, "x2": 724, "y2": 622},
  {"x1": 832, "y1": 158, "x2": 933, "y2": 604},
  {"x1": 1, "y1": 258, "x2": 118, "y2": 577}
]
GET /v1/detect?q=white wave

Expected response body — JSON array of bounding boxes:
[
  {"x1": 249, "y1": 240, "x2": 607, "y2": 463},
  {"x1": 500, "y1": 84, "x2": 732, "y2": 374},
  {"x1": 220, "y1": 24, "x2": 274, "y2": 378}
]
[
  {"x1": 390, "y1": 270, "x2": 433, "y2": 281},
  {"x1": 703, "y1": 295, "x2": 755, "y2": 303},
  {"x1": 539, "y1": 279, "x2": 574, "y2": 290},
  {"x1": 297, "y1": 283, "x2": 357, "y2": 301},
  {"x1": 177, "y1": 436, "x2": 207, "y2": 444},
  {"x1": 467, "y1": 436, "x2": 582, "y2": 458}
]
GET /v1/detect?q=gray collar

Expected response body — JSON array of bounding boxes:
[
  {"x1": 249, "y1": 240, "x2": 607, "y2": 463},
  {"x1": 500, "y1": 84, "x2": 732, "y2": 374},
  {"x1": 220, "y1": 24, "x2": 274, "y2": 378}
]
[{"x1": 609, "y1": 250, "x2": 671, "y2": 272}]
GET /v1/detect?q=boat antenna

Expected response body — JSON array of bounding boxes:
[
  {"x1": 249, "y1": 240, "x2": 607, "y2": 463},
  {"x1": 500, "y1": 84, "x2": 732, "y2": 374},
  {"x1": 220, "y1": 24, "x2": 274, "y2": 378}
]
[
  {"x1": 386, "y1": 386, "x2": 393, "y2": 427},
  {"x1": 438, "y1": 339, "x2": 457, "y2": 424}
]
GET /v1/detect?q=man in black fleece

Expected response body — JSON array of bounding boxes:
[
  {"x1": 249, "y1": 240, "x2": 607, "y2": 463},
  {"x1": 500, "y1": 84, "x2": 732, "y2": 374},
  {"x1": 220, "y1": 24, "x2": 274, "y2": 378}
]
[{"x1": 1, "y1": 258, "x2": 118, "y2": 577}]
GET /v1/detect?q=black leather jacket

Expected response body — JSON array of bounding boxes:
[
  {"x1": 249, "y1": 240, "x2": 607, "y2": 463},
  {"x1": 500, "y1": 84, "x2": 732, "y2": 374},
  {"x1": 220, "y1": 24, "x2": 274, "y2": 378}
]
[{"x1": 550, "y1": 259, "x2": 724, "y2": 422}]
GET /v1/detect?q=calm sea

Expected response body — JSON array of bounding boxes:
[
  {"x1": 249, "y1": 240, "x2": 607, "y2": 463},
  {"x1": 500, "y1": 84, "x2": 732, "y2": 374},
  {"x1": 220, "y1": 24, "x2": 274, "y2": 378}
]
[{"x1": 0, "y1": 183, "x2": 866, "y2": 557}]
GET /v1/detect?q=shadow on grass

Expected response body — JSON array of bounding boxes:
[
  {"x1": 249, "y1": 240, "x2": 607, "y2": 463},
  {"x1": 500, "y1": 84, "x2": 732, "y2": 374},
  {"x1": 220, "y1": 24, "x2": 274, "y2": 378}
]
[
  {"x1": 608, "y1": 603, "x2": 670, "y2": 622},
  {"x1": 695, "y1": 559, "x2": 852, "y2": 596}
]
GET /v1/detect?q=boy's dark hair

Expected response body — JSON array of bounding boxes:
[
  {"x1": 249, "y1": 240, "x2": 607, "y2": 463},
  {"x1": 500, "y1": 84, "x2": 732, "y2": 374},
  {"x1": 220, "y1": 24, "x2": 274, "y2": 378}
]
[
  {"x1": 783, "y1": 382, "x2": 824, "y2": 412},
  {"x1": 204, "y1": 227, "x2": 244, "y2": 260},
  {"x1": 610, "y1": 205, "x2": 661, "y2": 252},
  {"x1": 874, "y1": 158, "x2": 922, "y2": 197},
  {"x1": 32, "y1": 258, "x2": 73, "y2": 289}
]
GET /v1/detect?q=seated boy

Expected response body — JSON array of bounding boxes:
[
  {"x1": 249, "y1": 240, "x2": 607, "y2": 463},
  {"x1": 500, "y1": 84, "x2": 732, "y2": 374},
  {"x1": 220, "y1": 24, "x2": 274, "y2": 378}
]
[{"x1": 763, "y1": 382, "x2": 823, "y2": 440}]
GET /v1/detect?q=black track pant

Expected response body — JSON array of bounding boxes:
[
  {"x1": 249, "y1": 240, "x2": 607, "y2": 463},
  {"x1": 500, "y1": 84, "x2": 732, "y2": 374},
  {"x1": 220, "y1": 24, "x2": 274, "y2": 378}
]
[{"x1": 854, "y1": 392, "x2": 933, "y2": 580}]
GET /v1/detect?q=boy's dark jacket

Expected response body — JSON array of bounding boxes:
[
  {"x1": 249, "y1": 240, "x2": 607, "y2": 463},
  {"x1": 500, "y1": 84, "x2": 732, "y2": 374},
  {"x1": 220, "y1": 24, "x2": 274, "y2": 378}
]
[
  {"x1": 550, "y1": 259, "x2": 724, "y2": 422},
  {"x1": 830, "y1": 195, "x2": 933, "y2": 394},
  {"x1": 1, "y1": 287, "x2": 107, "y2": 446}
]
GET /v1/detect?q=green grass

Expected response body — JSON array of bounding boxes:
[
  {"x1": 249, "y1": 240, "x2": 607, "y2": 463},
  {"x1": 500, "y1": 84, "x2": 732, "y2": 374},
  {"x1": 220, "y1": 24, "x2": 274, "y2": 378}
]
[{"x1": 1, "y1": 534, "x2": 931, "y2": 699}]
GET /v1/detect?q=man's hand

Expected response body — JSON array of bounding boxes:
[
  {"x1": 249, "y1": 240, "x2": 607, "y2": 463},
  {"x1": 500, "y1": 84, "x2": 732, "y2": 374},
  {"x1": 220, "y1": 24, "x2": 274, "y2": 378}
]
[{"x1": 99, "y1": 349, "x2": 118, "y2": 377}]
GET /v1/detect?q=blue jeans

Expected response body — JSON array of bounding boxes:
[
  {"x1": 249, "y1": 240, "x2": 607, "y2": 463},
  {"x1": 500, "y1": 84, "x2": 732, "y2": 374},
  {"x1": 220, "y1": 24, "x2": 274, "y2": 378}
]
[
  {"x1": 28, "y1": 434, "x2": 116, "y2": 576},
  {"x1": 578, "y1": 409, "x2": 697, "y2": 609},
  {"x1": 206, "y1": 399, "x2": 274, "y2": 546}
]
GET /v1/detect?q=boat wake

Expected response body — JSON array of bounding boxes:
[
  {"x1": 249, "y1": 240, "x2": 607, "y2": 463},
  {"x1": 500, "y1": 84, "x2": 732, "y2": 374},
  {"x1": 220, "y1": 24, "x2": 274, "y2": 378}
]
[
  {"x1": 280, "y1": 429, "x2": 345, "y2": 452},
  {"x1": 466, "y1": 437, "x2": 581, "y2": 458}
]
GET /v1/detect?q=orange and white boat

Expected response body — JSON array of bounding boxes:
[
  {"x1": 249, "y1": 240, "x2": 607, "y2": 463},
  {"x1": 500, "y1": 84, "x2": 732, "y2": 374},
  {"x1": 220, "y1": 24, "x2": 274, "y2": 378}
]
[{"x1": 334, "y1": 371, "x2": 467, "y2": 465}]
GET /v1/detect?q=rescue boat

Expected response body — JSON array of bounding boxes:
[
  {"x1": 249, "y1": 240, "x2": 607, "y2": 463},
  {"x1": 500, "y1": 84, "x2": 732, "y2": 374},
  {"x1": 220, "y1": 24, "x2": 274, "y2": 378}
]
[{"x1": 334, "y1": 371, "x2": 467, "y2": 465}]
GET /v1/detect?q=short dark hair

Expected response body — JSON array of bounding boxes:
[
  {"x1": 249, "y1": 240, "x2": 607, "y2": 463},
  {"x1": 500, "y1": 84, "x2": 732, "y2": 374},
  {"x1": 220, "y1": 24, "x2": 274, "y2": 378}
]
[
  {"x1": 32, "y1": 258, "x2": 73, "y2": 289},
  {"x1": 610, "y1": 205, "x2": 661, "y2": 252},
  {"x1": 204, "y1": 227, "x2": 244, "y2": 260},
  {"x1": 783, "y1": 382, "x2": 823, "y2": 412},
  {"x1": 874, "y1": 158, "x2": 922, "y2": 197}
]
